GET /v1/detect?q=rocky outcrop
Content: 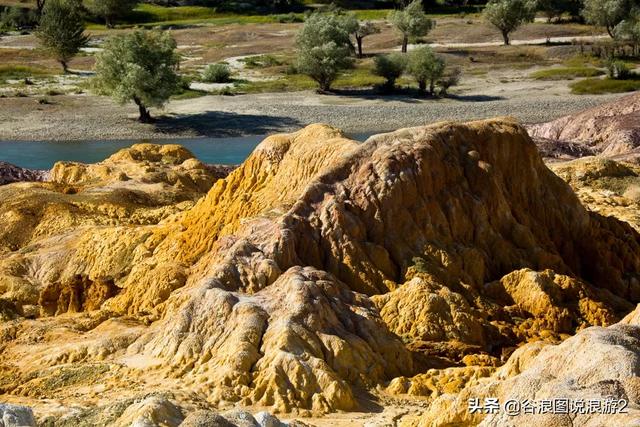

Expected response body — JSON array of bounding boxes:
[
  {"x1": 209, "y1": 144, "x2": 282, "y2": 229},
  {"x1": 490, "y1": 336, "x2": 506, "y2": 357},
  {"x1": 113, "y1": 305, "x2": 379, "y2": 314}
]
[
  {"x1": 528, "y1": 92, "x2": 640, "y2": 160},
  {"x1": 550, "y1": 157, "x2": 640, "y2": 231},
  {"x1": 113, "y1": 396, "x2": 184, "y2": 427},
  {"x1": 413, "y1": 307, "x2": 640, "y2": 426},
  {"x1": 50, "y1": 143, "x2": 217, "y2": 193},
  {"x1": 36, "y1": 395, "x2": 291, "y2": 427},
  {"x1": 0, "y1": 403, "x2": 36, "y2": 427},
  {"x1": 0, "y1": 162, "x2": 47, "y2": 186},
  {"x1": 0, "y1": 143, "x2": 221, "y2": 255},
  {"x1": 131, "y1": 266, "x2": 413, "y2": 414},
  {"x1": 0, "y1": 120, "x2": 639, "y2": 421}
]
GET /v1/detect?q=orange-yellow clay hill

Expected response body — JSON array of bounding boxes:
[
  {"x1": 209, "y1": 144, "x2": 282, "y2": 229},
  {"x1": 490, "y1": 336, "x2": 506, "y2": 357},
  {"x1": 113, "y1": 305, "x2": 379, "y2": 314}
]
[{"x1": 1, "y1": 116, "x2": 640, "y2": 426}]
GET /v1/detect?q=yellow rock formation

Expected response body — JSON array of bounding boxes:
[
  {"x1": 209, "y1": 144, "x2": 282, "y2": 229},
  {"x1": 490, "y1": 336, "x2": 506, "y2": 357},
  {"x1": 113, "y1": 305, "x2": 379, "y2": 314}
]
[{"x1": 1, "y1": 120, "x2": 639, "y2": 423}]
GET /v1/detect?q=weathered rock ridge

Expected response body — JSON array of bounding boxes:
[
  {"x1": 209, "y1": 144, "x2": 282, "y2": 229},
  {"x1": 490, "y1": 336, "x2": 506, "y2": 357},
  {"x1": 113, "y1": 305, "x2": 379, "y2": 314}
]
[
  {"x1": 550, "y1": 157, "x2": 640, "y2": 232},
  {"x1": 528, "y1": 92, "x2": 640, "y2": 161},
  {"x1": 411, "y1": 307, "x2": 640, "y2": 426},
  {"x1": 0, "y1": 120, "x2": 639, "y2": 423}
]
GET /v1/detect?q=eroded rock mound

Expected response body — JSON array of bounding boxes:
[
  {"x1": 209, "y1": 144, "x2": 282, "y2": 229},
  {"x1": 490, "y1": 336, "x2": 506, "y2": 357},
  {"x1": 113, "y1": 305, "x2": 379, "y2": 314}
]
[
  {"x1": 279, "y1": 121, "x2": 640, "y2": 299},
  {"x1": 0, "y1": 143, "x2": 222, "y2": 255},
  {"x1": 50, "y1": 143, "x2": 216, "y2": 193},
  {"x1": 0, "y1": 120, "x2": 639, "y2": 422},
  {"x1": 131, "y1": 266, "x2": 412, "y2": 414}
]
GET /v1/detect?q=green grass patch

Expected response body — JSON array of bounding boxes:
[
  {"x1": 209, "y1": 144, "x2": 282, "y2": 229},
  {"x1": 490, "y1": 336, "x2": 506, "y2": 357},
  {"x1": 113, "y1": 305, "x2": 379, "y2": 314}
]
[
  {"x1": 351, "y1": 9, "x2": 392, "y2": 20},
  {"x1": 563, "y1": 54, "x2": 604, "y2": 68},
  {"x1": 171, "y1": 88, "x2": 209, "y2": 100},
  {"x1": 334, "y1": 66, "x2": 385, "y2": 88},
  {"x1": 0, "y1": 65, "x2": 53, "y2": 83},
  {"x1": 570, "y1": 77, "x2": 640, "y2": 94},
  {"x1": 107, "y1": 4, "x2": 305, "y2": 27},
  {"x1": 241, "y1": 54, "x2": 284, "y2": 69},
  {"x1": 530, "y1": 66, "x2": 604, "y2": 80},
  {"x1": 239, "y1": 74, "x2": 316, "y2": 93}
]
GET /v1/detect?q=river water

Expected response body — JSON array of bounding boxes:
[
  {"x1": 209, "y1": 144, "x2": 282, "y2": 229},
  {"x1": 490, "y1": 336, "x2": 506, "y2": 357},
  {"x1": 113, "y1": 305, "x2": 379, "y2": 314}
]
[{"x1": 0, "y1": 133, "x2": 376, "y2": 170}]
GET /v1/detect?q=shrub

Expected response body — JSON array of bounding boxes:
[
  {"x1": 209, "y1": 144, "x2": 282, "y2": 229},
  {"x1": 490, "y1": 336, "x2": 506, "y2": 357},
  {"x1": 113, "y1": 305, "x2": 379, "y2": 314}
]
[
  {"x1": 374, "y1": 53, "x2": 407, "y2": 91},
  {"x1": 203, "y1": 63, "x2": 232, "y2": 83},
  {"x1": 284, "y1": 64, "x2": 298, "y2": 75},
  {"x1": 407, "y1": 46, "x2": 445, "y2": 95},
  {"x1": 607, "y1": 60, "x2": 632, "y2": 79},
  {"x1": 437, "y1": 67, "x2": 461, "y2": 96}
]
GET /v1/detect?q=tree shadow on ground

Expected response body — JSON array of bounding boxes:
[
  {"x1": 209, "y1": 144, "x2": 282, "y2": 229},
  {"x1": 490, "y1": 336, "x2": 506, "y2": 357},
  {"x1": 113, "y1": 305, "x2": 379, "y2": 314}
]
[
  {"x1": 447, "y1": 94, "x2": 505, "y2": 102},
  {"x1": 154, "y1": 110, "x2": 302, "y2": 137},
  {"x1": 329, "y1": 88, "x2": 505, "y2": 103},
  {"x1": 329, "y1": 87, "x2": 427, "y2": 103}
]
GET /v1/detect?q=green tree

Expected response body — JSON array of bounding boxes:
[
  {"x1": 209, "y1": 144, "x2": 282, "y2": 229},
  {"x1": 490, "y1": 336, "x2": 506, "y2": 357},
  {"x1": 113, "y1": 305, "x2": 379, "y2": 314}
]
[
  {"x1": 483, "y1": 0, "x2": 536, "y2": 45},
  {"x1": 582, "y1": 0, "x2": 633, "y2": 38},
  {"x1": 389, "y1": 0, "x2": 435, "y2": 53},
  {"x1": 85, "y1": 0, "x2": 139, "y2": 28},
  {"x1": 295, "y1": 12, "x2": 354, "y2": 92},
  {"x1": 616, "y1": 16, "x2": 640, "y2": 40},
  {"x1": 406, "y1": 46, "x2": 445, "y2": 95},
  {"x1": 93, "y1": 30, "x2": 180, "y2": 123},
  {"x1": 374, "y1": 53, "x2": 407, "y2": 91},
  {"x1": 537, "y1": 0, "x2": 581, "y2": 22},
  {"x1": 615, "y1": 15, "x2": 640, "y2": 54},
  {"x1": 353, "y1": 20, "x2": 381, "y2": 58},
  {"x1": 35, "y1": 0, "x2": 88, "y2": 73}
]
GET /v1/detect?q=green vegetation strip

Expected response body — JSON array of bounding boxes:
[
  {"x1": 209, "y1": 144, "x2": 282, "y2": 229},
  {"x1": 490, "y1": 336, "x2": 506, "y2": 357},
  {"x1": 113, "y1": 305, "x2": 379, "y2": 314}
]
[
  {"x1": 530, "y1": 67, "x2": 604, "y2": 80},
  {"x1": 0, "y1": 65, "x2": 53, "y2": 83},
  {"x1": 82, "y1": 4, "x2": 465, "y2": 29},
  {"x1": 570, "y1": 78, "x2": 640, "y2": 94}
]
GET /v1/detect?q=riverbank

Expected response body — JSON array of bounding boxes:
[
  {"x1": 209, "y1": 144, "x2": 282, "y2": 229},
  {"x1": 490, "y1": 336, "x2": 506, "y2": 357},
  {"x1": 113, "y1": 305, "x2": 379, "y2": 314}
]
[{"x1": 0, "y1": 90, "x2": 629, "y2": 141}]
